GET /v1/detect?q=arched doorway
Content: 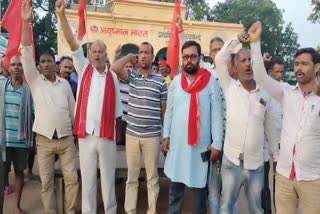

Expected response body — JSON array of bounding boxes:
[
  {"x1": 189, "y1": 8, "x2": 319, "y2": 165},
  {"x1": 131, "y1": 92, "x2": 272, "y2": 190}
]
[
  {"x1": 120, "y1": 43, "x2": 139, "y2": 56},
  {"x1": 155, "y1": 47, "x2": 167, "y2": 61}
]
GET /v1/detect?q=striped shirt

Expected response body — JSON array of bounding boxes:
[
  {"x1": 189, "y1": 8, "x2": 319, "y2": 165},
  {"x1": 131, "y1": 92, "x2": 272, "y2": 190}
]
[
  {"x1": 127, "y1": 69, "x2": 167, "y2": 137},
  {"x1": 5, "y1": 82, "x2": 26, "y2": 148},
  {"x1": 119, "y1": 80, "x2": 129, "y2": 122}
]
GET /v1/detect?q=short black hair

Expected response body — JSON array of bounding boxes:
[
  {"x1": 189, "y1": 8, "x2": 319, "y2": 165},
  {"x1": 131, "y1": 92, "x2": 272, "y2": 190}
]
[
  {"x1": 151, "y1": 61, "x2": 159, "y2": 67},
  {"x1": 295, "y1": 48, "x2": 320, "y2": 64},
  {"x1": 37, "y1": 49, "x2": 55, "y2": 63},
  {"x1": 270, "y1": 57, "x2": 284, "y2": 70},
  {"x1": 181, "y1": 40, "x2": 201, "y2": 56},
  {"x1": 264, "y1": 61, "x2": 271, "y2": 72},
  {"x1": 140, "y1": 42, "x2": 154, "y2": 55},
  {"x1": 60, "y1": 56, "x2": 73, "y2": 63},
  {"x1": 210, "y1": 37, "x2": 224, "y2": 46}
]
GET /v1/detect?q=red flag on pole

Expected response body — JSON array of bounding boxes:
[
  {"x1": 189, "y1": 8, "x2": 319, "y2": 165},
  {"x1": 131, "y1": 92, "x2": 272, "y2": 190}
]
[
  {"x1": 1, "y1": 0, "x2": 34, "y2": 67},
  {"x1": 1, "y1": 0, "x2": 21, "y2": 66},
  {"x1": 167, "y1": 0, "x2": 181, "y2": 79},
  {"x1": 78, "y1": 0, "x2": 86, "y2": 40}
]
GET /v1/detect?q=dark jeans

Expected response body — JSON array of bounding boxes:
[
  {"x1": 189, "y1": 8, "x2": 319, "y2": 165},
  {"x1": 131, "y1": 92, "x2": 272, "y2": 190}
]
[
  {"x1": 261, "y1": 161, "x2": 272, "y2": 214},
  {"x1": 169, "y1": 181, "x2": 207, "y2": 214}
]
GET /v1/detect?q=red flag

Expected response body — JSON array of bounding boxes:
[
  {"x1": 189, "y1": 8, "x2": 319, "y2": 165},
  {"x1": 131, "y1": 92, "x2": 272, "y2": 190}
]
[
  {"x1": 1, "y1": 0, "x2": 34, "y2": 67},
  {"x1": 167, "y1": 0, "x2": 181, "y2": 79},
  {"x1": 78, "y1": 0, "x2": 86, "y2": 40}
]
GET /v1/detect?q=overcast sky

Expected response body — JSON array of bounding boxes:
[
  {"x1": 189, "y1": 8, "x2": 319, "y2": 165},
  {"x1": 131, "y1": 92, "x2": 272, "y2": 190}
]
[{"x1": 208, "y1": 0, "x2": 320, "y2": 48}]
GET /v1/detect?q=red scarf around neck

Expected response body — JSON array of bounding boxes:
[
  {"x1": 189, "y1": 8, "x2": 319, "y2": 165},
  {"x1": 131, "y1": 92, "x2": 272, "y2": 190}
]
[
  {"x1": 74, "y1": 64, "x2": 116, "y2": 140},
  {"x1": 181, "y1": 68, "x2": 211, "y2": 146}
]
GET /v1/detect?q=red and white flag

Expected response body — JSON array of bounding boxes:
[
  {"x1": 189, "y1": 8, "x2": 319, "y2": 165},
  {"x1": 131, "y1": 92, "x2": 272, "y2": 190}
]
[
  {"x1": 1, "y1": 0, "x2": 34, "y2": 66},
  {"x1": 78, "y1": 0, "x2": 86, "y2": 40}
]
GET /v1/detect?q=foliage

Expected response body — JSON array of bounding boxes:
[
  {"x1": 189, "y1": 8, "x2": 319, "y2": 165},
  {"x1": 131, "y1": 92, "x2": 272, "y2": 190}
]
[
  {"x1": 212, "y1": 0, "x2": 300, "y2": 68},
  {"x1": 308, "y1": 0, "x2": 320, "y2": 23}
]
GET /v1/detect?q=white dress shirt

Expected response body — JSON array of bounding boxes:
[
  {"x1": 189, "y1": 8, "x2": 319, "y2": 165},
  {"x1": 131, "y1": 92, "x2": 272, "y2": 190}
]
[
  {"x1": 215, "y1": 39, "x2": 280, "y2": 170},
  {"x1": 251, "y1": 41, "x2": 320, "y2": 181},
  {"x1": 21, "y1": 46, "x2": 75, "y2": 139},
  {"x1": 71, "y1": 47, "x2": 122, "y2": 137},
  {"x1": 263, "y1": 97, "x2": 282, "y2": 162}
]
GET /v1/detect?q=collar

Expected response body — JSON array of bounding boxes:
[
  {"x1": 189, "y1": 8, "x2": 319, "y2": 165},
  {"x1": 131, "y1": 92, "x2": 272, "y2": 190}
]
[
  {"x1": 211, "y1": 63, "x2": 215, "y2": 70},
  {"x1": 136, "y1": 69, "x2": 155, "y2": 78},
  {"x1": 41, "y1": 74, "x2": 61, "y2": 84},
  {"x1": 293, "y1": 83, "x2": 315, "y2": 97},
  {"x1": 93, "y1": 64, "x2": 108, "y2": 75},
  {"x1": 236, "y1": 79, "x2": 260, "y2": 92},
  {"x1": 8, "y1": 78, "x2": 23, "y2": 89}
]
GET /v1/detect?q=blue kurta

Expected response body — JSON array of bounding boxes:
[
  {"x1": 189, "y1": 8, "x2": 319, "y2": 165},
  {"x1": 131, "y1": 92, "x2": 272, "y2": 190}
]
[{"x1": 163, "y1": 74, "x2": 224, "y2": 188}]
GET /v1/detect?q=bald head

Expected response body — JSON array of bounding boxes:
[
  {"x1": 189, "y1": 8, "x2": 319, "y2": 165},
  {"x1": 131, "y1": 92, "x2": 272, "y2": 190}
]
[
  {"x1": 9, "y1": 55, "x2": 23, "y2": 79},
  {"x1": 90, "y1": 40, "x2": 107, "y2": 52},
  {"x1": 89, "y1": 40, "x2": 108, "y2": 72}
]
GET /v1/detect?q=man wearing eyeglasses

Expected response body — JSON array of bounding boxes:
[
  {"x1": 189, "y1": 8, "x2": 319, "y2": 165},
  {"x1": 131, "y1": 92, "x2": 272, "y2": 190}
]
[{"x1": 161, "y1": 40, "x2": 224, "y2": 214}]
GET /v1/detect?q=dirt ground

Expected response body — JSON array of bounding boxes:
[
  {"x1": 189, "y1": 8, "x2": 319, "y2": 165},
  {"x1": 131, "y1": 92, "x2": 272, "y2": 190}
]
[{"x1": 3, "y1": 156, "x2": 277, "y2": 214}]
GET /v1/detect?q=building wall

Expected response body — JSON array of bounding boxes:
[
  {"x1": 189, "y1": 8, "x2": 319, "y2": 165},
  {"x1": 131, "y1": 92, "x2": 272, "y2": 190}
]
[{"x1": 57, "y1": 0, "x2": 243, "y2": 61}]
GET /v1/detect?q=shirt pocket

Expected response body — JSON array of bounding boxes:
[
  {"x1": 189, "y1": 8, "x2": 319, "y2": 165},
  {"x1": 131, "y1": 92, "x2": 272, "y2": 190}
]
[
  {"x1": 252, "y1": 102, "x2": 266, "y2": 121},
  {"x1": 309, "y1": 108, "x2": 320, "y2": 132}
]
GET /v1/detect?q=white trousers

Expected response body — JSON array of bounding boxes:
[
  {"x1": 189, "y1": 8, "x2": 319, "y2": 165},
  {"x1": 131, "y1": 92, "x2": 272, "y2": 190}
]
[{"x1": 79, "y1": 135, "x2": 117, "y2": 214}]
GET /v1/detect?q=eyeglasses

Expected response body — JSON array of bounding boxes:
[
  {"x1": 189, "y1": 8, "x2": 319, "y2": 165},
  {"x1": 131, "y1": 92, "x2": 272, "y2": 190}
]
[{"x1": 182, "y1": 54, "x2": 199, "y2": 61}]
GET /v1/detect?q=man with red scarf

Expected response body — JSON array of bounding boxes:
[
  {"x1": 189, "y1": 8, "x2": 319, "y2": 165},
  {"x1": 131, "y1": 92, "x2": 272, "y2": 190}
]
[
  {"x1": 161, "y1": 40, "x2": 224, "y2": 214},
  {"x1": 56, "y1": 0, "x2": 122, "y2": 213}
]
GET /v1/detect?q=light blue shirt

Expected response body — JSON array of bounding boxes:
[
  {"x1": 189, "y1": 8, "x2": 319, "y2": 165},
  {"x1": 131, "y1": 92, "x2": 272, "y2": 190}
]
[{"x1": 163, "y1": 74, "x2": 224, "y2": 188}]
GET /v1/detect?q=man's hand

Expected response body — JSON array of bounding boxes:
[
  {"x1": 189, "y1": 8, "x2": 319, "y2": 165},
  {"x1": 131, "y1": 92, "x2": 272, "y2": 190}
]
[
  {"x1": 126, "y1": 54, "x2": 137, "y2": 64},
  {"x1": 176, "y1": 16, "x2": 183, "y2": 33},
  {"x1": 161, "y1": 138, "x2": 170, "y2": 154},
  {"x1": 21, "y1": 0, "x2": 32, "y2": 21},
  {"x1": 248, "y1": 21, "x2": 263, "y2": 43},
  {"x1": 263, "y1": 52, "x2": 272, "y2": 62},
  {"x1": 56, "y1": 0, "x2": 66, "y2": 16},
  {"x1": 114, "y1": 44, "x2": 122, "y2": 59},
  {"x1": 237, "y1": 31, "x2": 250, "y2": 43},
  {"x1": 208, "y1": 147, "x2": 220, "y2": 161}
]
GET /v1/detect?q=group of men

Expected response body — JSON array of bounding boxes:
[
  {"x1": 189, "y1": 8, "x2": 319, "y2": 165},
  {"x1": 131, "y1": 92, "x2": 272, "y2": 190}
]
[{"x1": 0, "y1": 0, "x2": 319, "y2": 214}]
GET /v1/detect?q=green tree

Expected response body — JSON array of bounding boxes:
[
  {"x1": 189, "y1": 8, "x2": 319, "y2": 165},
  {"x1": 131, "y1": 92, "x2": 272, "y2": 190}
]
[
  {"x1": 1, "y1": 0, "x2": 74, "y2": 56},
  {"x1": 153, "y1": 0, "x2": 214, "y2": 20},
  {"x1": 212, "y1": 0, "x2": 300, "y2": 68},
  {"x1": 308, "y1": 0, "x2": 320, "y2": 23}
]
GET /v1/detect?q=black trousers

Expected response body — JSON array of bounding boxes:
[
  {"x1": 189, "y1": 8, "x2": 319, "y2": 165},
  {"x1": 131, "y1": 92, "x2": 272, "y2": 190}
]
[
  {"x1": 261, "y1": 161, "x2": 272, "y2": 214},
  {"x1": 168, "y1": 181, "x2": 207, "y2": 214}
]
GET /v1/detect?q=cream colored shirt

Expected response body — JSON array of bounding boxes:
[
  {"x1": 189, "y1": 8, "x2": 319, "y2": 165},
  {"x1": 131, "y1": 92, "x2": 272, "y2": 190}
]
[
  {"x1": 71, "y1": 47, "x2": 122, "y2": 137},
  {"x1": 215, "y1": 39, "x2": 280, "y2": 170},
  {"x1": 20, "y1": 46, "x2": 75, "y2": 139},
  {"x1": 251, "y1": 41, "x2": 320, "y2": 181}
]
